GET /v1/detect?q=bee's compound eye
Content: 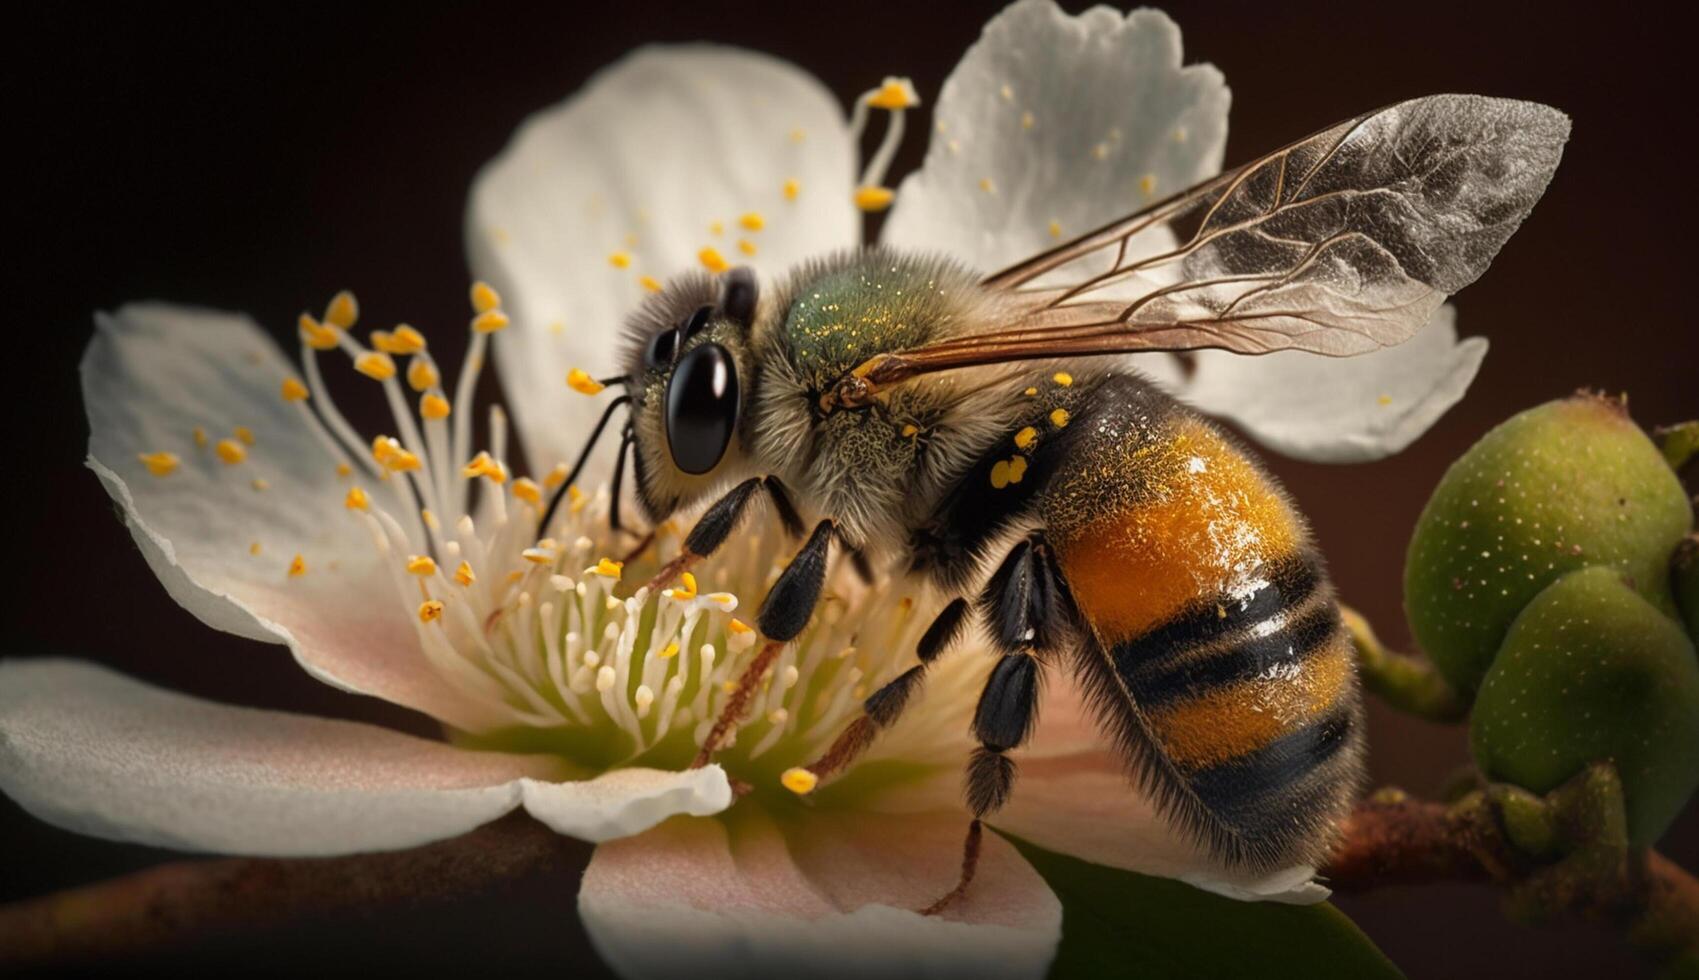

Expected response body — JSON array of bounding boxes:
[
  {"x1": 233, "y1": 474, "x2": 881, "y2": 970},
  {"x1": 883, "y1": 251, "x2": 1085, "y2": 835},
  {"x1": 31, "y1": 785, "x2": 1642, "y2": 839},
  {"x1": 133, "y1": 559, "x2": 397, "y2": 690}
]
[
  {"x1": 664, "y1": 342, "x2": 739, "y2": 475},
  {"x1": 643, "y1": 328, "x2": 678, "y2": 370}
]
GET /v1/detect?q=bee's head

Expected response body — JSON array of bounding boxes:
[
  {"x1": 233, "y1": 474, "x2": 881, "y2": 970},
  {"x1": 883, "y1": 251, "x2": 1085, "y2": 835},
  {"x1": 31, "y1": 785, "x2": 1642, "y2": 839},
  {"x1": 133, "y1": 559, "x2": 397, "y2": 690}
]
[{"x1": 619, "y1": 267, "x2": 760, "y2": 522}]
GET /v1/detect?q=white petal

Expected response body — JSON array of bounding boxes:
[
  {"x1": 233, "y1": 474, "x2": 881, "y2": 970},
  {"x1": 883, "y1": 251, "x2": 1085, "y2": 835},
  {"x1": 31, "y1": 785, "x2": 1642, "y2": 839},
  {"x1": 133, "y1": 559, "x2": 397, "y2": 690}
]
[
  {"x1": 81, "y1": 303, "x2": 491, "y2": 729},
  {"x1": 882, "y1": 0, "x2": 1227, "y2": 273},
  {"x1": 1173, "y1": 305, "x2": 1486, "y2": 462},
  {"x1": 520, "y1": 765, "x2": 731, "y2": 842},
  {"x1": 0, "y1": 659, "x2": 565, "y2": 856},
  {"x1": 580, "y1": 807, "x2": 1060, "y2": 980},
  {"x1": 468, "y1": 45, "x2": 857, "y2": 472}
]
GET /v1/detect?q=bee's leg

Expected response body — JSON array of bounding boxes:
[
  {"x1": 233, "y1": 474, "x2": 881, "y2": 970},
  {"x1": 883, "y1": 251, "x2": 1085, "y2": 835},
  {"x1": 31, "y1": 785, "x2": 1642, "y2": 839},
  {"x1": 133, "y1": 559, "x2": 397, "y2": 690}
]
[
  {"x1": 691, "y1": 518, "x2": 836, "y2": 768},
  {"x1": 647, "y1": 475, "x2": 805, "y2": 591},
  {"x1": 923, "y1": 532, "x2": 1072, "y2": 916},
  {"x1": 787, "y1": 597, "x2": 973, "y2": 784}
]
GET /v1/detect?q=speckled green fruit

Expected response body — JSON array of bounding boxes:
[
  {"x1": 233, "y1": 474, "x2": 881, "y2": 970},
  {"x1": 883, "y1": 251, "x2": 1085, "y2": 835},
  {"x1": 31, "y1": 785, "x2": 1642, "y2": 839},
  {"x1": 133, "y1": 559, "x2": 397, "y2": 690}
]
[
  {"x1": 1674, "y1": 539, "x2": 1699, "y2": 640},
  {"x1": 1472, "y1": 567, "x2": 1699, "y2": 847},
  {"x1": 1405, "y1": 394, "x2": 1692, "y2": 694}
]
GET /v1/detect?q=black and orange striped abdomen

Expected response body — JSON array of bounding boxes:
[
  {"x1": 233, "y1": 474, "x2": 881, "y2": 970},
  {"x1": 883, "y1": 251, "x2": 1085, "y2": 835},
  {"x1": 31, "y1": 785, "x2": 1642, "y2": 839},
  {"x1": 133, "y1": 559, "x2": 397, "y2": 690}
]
[{"x1": 1044, "y1": 403, "x2": 1363, "y2": 870}]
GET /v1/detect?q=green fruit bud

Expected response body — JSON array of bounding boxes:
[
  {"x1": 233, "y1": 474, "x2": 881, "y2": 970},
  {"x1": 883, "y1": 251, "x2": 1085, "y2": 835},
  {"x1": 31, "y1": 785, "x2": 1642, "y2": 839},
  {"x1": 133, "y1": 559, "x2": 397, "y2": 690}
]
[
  {"x1": 1472, "y1": 567, "x2": 1699, "y2": 847},
  {"x1": 1405, "y1": 393, "x2": 1692, "y2": 694}
]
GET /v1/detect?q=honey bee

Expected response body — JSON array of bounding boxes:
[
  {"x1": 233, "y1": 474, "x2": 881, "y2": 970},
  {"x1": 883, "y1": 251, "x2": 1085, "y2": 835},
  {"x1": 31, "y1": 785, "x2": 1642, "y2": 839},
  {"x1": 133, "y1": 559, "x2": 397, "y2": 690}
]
[{"x1": 543, "y1": 94, "x2": 1568, "y2": 908}]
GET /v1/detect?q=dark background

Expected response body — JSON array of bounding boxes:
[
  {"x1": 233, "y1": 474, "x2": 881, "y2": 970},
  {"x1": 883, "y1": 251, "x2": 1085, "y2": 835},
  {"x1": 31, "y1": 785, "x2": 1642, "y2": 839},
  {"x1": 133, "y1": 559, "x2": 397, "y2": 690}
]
[{"x1": 5, "y1": 2, "x2": 1695, "y2": 976}]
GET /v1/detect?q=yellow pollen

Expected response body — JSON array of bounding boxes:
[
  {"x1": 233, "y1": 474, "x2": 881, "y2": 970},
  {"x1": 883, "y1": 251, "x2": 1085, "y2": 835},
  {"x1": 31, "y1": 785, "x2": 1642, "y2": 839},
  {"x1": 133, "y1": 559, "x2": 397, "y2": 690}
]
[
  {"x1": 280, "y1": 377, "x2": 309, "y2": 402},
  {"x1": 867, "y1": 77, "x2": 919, "y2": 110},
  {"x1": 659, "y1": 642, "x2": 680, "y2": 659},
  {"x1": 728, "y1": 618, "x2": 753, "y2": 635},
  {"x1": 1174, "y1": 126, "x2": 1189, "y2": 143},
  {"x1": 548, "y1": 320, "x2": 565, "y2": 335},
  {"x1": 543, "y1": 462, "x2": 569, "y2": 488},
  {"x1": 1008, "y1": 455, "x2": 1028, "y2": 483},
  {"x1": 1050, "y1": 408, "x2": 1071, "y2": 428},
  {"x1": 639, "y1": 275, "x2": 662, "y2": 293},
  {"x1": 709, "y1": 220, "x2": 724, "y2": 236},
  {"x1": 298, "y1": 313, "x2": 339, "y2": 351},
  {"x1": 214, "y1": 439, "x2": 246, "y2": 465},
  {"x1": 1092, "y1": 143, "x2": 1109, "y2": 161},
  {"x1": 783, "y1": 178, "x2": 800, "y2": 201},
  {"x1": 1000, "y1": 83, "x2": 1014, "y2": 101},
  {"x1": 421, "y1": 509, "x2": 440, "y2": 530},
  {"x1": 522, "y1": 547, "x2": 556, "y2": 565},
  {"x1": 420, "y1": 393, "x2": 451, "y2": 420},
  {"x1": 470, "y1": 281, "x2": 502, "y2": 314},
  {"x1": 1378, "y1": 394, "x2": 1394, "y2": 406},
  {"x1": 608, "y1": 251, "x2": 632, "y2": 269},
  {"x1": 233, "y1": 425, "x2": 256, "y2": 445},
  {"x1": 249, "y1": 541, "x2": 262, "y2": 555},
  {"x1": 1048, "y1": 220, "x2": 1062, "y2": 238},
  {"x1": 355, "y1": 351, "x2": 397, "y2": 381},
  {"x1": 1053, "y1": 372, "x2": 1073, "y2": 387},
  {"x1": 193, "y1": 426, "x2": 208, "y2": 449},
  {"x1": 1139, "y1": 174, "x2": 1157, "y2": 196},
  {"x1": 406, "y1": 359, "x2": 438, "y2": 392},
  {"x1": 345, "y1": 486, "x2": 369, "y2": 510},
  {"x1": 454, "y1": 561, "x2": 476, "y2": 586},
  {"x1": 901, "y1": 423, "x2": 919, "y2": 438},
  {"x1": 1021, "y1": 111, "x2": 1035, "y2": 130},
  {"x1": 512, "y1": 477, "x2": 542, "y2": 506},
  {"x1": 138, "y1": 452, "x2": 179, "y2": 476},
  {"x1": 990, "y1": 459, "x2": 1011, "y2": 489},
  {"x1": 462, "y1": 451, "x2": 506, "y2": 483},
  {"x1": 1023, "y1": 386, "x2": 1038, "y2": 397},
  {"x1": 388, "y1": 325, "x2": 429, "y2": 354},
  {"x1": 324, "y1": 290, "x2": 359, "y2": 330},
  {"x1": 979, "y1": 177, "x2": 996, "y2": 194},
  {"x1": 472, "y1": 310, "x2": 510, "y2": 334},
  {"x1": 698, "y1": 246, "x2": 729, "y2": 273},
  {"x1": 781, "y1": 768, "x2": 819, "y2": 795},
  {"x1": 853, "y1": 186, "x2": 895, "y2": 212},
  {"x1": 568, "y1": 484, "x2": 587, "y2": 513},
  {"x1": 336, "y1": 462, "x2": 352, "y2": 478},
  {"x1": 251, "y1": 478, "x2": 269, "y2": 491},
  {"x1": 567, "y1": 368, "x2": 605, "y2": 396},
  {"x1": 288, "y1": 554, "x2": 306, "y2": 577},
  {"x1": 721, "y1": 681, "x2": 739, "y2": 695},
  {"x1": 738, "y1": 239, "x2": 758, "y2": 257},
  {"x1": 790, "y1": 128, "x2": 806, "y2": 143},
  {"x1": 593, "y1": 558, "x2": 624, "y2": 579},
  {"x1": 418, "y1": 600, "x2": 444, "y2": 623},
  {"x1": 406, "y1": 555, "x2": 438, "y2": 576},
  {"x1": 1014, "y1": 426, "x2": 1037, "y2": 450},
  {"x1": 738, "y1": 211, "x2": 766, "y2": 231}
]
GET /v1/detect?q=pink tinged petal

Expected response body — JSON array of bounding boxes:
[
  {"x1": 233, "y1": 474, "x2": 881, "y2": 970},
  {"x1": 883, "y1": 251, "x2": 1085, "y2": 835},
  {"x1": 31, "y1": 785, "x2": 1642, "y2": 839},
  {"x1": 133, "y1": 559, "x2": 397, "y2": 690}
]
[
  {"x1": 580, "y1": 807, "x2": 1061, "y2": 980},
  {"x1": 1174, "y1": 305, "x2": 1487, "y2": 463},
  {"x1": 467, "y1": 45, "x2": 857, "y2": 474},
  {"x1": 1000, "y1": 673, "x2": 1330, "y2": 905},
  {"x1": 0, "y1": 659, "x2": 567, "y2": 856},
  {"x1": 882, "y1": 0, "x2": 1228, "y2": 274},
  {"x1": 520, "y1": 766, "x2": 732, "y2": 842},
  {"x1": 81, "y1": 303, "x2": 495, "y2": 730}
]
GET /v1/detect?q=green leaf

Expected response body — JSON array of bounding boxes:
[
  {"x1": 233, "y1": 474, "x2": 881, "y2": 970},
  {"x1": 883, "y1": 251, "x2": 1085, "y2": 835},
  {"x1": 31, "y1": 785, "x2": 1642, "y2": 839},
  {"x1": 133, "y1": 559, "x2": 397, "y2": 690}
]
[{"x1": 1009, "y1": 836, "x2": 1404, "y2": 980}]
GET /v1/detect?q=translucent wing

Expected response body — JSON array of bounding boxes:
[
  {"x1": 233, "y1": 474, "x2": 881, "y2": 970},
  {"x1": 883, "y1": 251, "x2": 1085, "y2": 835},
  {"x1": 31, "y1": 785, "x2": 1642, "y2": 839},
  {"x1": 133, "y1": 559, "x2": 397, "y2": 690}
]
[{"x1": 828, "y1": 95, "x2": 1568, "y2": 407}]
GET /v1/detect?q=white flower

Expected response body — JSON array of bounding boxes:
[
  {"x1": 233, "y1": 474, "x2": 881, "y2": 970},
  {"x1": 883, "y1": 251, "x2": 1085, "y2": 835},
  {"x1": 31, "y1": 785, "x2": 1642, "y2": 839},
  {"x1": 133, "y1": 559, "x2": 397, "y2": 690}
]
[{"x1": 0, "y1": 1, "x2": 1487, "y2": 975}]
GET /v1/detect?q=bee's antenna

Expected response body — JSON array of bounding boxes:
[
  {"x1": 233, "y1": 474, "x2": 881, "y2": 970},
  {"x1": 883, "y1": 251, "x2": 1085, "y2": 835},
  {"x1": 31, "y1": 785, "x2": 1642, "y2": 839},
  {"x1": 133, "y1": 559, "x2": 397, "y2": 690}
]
[
  {"x1": 608, "y1": 424, "x2": 635, "y2": 533},
  {"x1": 537, "y1": 394, "x2": 631, "y2": 535}
]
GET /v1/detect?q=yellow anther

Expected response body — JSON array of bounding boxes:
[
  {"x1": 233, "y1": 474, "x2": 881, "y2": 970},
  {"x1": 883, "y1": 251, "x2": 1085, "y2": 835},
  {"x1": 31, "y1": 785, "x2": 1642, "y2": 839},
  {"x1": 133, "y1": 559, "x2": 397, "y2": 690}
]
[
  {"x1": 470, "y1": 281, "x2": 502, "y2": 314},
  {"x1": 251, "y1": 478, "x2": 269, "y2": 491},
  {"x1": 345, "y1": 486, "x2": 369, "y2": 510},
  {"x1": 418, "y1": 599, "x2": 445, "y2": 623},
  {"x1": 866, "y1": 77, "x2": 920, "y2": 110},
  {"x1": 324, "y1": 290, "x2": 359, "y2": 330},
  {"x1": 336, "y1": 462, "x2": 352, "y2": 478},
  {"x1": 373, "y1": 324, "x2": 427, "y2": 355},
  {"x1": 593, "y1": 557, "x2": 623, "y2": 579},
  {"x1": 421, "y1": 509, "x2": 439, "y2": 530},
  {"x1": 738, "y1": 211, "x2": 766, "y2": 231},
  {"x1": 522, "y1": 547, "x2": 557, "y2": 565},
  {"x1": 288, "y1": 554, "x2": 307, "y2": 577},
  {"x1": 608, "y1": 251, "x2": 632, "y2": 269},
  {"x1": 420, "y1": 393, "x2": 451, "y2": 420},
  {"x1": 250, "y1": 541, "x2": 262, "y2": 555},
  {"x1": 298, "y1": 313, "x2": 339, "y2": 351},
  {"x1": 1053, "y1": 372, "x2": 1073, "y2": 387},
  {"x1": 512, "y1": 477, "x2": 541, "y2": 506},
  {"x1": 472, "y1": 310, "x2": 510, "y2": 334},
  {"x1": 1139, "y1": 173, "x2": 1158, "y2": 196},
  {"x1": 355, "y1": 351, "x2": 397, "y2": 381},
  {"x1": 1048, "y1": 220, "x2": 1062, "y2": 238},
  {"x1": 215, "y1": 439, "x2": 246, "y2": 465},
  {"x1": 406, "y1": 359, "x2": 438, "y2": 392},
  {"x1": 567, "y1": 368, "x2": 605, "y2": 396},
  {"x1": 901, "y1": 423, "x2": 919, "y2": 438},
  {"x1": 1008, "y1": 455, "x2": 1028, "y2": 483},
  {"x1": 372, "y1": 435, "x2": 420, "y2": 472},
  {"x1": 454, "y1": 561, "x2": 476, "y2": 586},
  {"x1": 783, "y1": 178, "x2": 800, "y2": 201},
  {"x1": 1023, "y1": 386, "x2": 1038, "y2": 397},
  {"x1": 853, "y1": 186, "x2": 895, "y2": 212},
  {"x1": 781, "y1": 768, "x2": 820, "y2": 795},
  {"x1": 568, "y1": 484, "x2": 587, "y2": 513},
  {"x1": 234, "y1": 426, "x2": 256, "y2": 446},
  {"x1": 462, "y1": 451, "x2": 506, "y2": 483},
  {"x1": 708, "y1": 593, "x2": 734, "y2": 606},
  {"x1": 280, "y1": 377, "x2": 310, "y2": 402},
  {"x1": 675, "y1": 572, "x2": 699, "y2": 599},
  {"x1": 371, "y1": 435, "x2": 396, "y2": 462},
  {"x1": 193, "y1": 426, "x2": 208, "y2": 449},
  {"x1": 738, "y1": 239, "x2": 758, "y2": 257},
  {"x1": 659, "y1": 642, "x2": 680, "y2": 659},
  {"x1": 639, "y1": 275, "x2": 663, "y2": 292},
  {"x1": 1050, "y1": 408, "x2": 1071, "y2": 428},
  {"x1": 728, "y1": 618, "x2": 753, "y2": 635},
  {"x1": 543, "y1": 462, "x2": 569, "y2": 488},
  {"x1": 406, "y1": 555, "x2": 438, "y2": 576},
  {"x1": 138, "y1": 452, "x2": 179, "y2": 476},
  {"x1": 1014, "y1": 426, "x2": 1037, "y2": 450},
  {"x1": 698, "y1": 246, "x2": 729, "y2": 273}
]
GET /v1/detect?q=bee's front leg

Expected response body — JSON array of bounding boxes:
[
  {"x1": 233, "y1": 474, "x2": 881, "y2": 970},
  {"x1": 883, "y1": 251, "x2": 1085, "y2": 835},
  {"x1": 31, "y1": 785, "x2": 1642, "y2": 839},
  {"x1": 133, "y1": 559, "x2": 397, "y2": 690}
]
[{"x1": 646, "y1": 475, "x2": 805, "y2": 592}]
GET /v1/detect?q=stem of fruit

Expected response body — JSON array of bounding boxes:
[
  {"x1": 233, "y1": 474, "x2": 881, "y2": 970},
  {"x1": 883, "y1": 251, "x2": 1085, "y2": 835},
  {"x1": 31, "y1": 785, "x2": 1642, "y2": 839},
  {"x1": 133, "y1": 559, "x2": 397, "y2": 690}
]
[{"x1": 1340, "y1": 605, "x2": 1469, "y2": 722}]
